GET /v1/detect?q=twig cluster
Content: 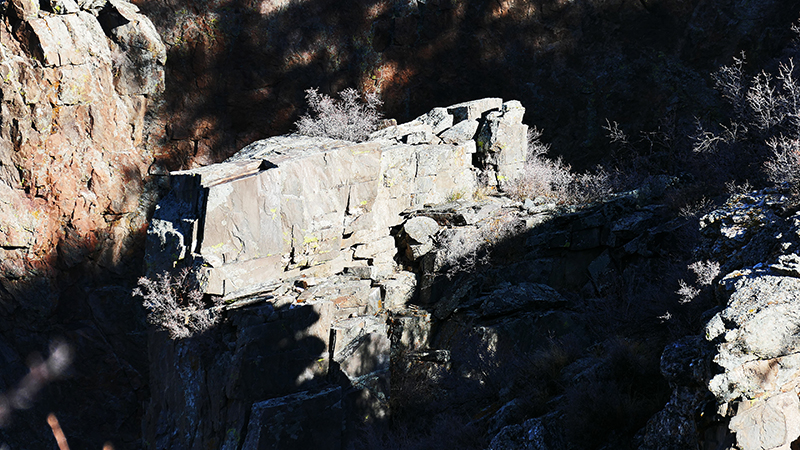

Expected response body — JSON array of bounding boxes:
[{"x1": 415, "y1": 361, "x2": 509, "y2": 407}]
[
  {"x1": 132, "y1": 268, "x2": 220, "y2": 339},
  {"x1": 295, "y1": 87, "x2": 383, "y2": 142}
]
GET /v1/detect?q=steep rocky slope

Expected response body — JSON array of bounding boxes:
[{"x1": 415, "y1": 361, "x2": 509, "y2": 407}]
[
  {"x1": 144, "y1": 104, "x2": 800, "y2": 449},
  {"x1": 142, "y1": 100, "x2": 698, "y2": 449},
  {"x1": 1, "y1": 0, "x2": 800, "y2": 448},
  {"x1": 0, "y1": 1, "x2": 165, "y2": 447}
]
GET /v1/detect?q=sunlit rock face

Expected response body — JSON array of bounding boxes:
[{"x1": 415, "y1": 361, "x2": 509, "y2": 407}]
[
  {"x1": 0, "y1": 0, "x2": 165, "y2": 316},
  {"x1": 0, "y1": 1, "x2": 165, "y2": 447},
  {"x1": 145, "y1": 98, "x2": 526, "y2": 297}
]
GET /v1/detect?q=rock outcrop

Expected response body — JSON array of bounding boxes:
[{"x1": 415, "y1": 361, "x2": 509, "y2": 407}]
[
  {"x1": 0, "y1": 1, "x2": 165, "y2": 447},
  {"x1": 143, "y1": 98, "x2": 527, "y2": 448},
  {"x1": 143, "y1": 107, "x2": 692, "y2": 448},
  {"x1": 146, "y1": 98, "x2": 527, "y2": 298},
  {"x1": 641, "y1": 188, "x2": 800, "y2": 450}
]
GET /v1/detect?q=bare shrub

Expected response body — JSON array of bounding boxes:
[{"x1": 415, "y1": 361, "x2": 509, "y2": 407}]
[
  {"x1": 506, "y1": 128, "x2": 614, "y2": 204},
  {"x1": 765, "y1": 135, "x2": 800, "y2": 188},
  {"x1": 701, "y1": 48, "x2": 800, "y2": 189},
  {"x1": 132, "y1": 268, "x2": 220, "y2": 339},
  {"x1": 711, "y1": 52, "x2": 747, "y2": 119},
  {"x1": 688, "y1": 260, "x2": 720, "y2": 287},
  {"x1": 677, "y1": 260, "x2": 720, "y2": 304},
  {"x1": 295, "y1": 87, "x2": 383, "y2": 142},
  {"x1": 676, "y1": 280, "x2": 700, "y2": 304},
  {"x1": 603, "y1": 119, "x2": 629, "y2": 146},
  {"x1": 504, "y1": 151, "x2": 572, "y2": 201},
  {"x1": 691, "y1": 119, "x2": 747, "y2": 154},
  {"x1": 677, "y1": 196, "x2": 713, "y2": 218},
  {"x1": 725, "y1": 179, "x2": 754, "y2": 195}
]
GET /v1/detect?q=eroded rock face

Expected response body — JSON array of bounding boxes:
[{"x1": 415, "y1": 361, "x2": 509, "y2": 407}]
[
  {"x1": 147, "y1": 98, "x2": 526, "y2": 298},
  {"x1": 0, "y1": 0, "x2": 165, "y2": 317},
  {"x1": 144, "y1": 131, "x2": 689, "y2": 448},
  {"x1": 641, "y1": 188, "x2": 800, "y2": 450},
  {"x1": 0, "y1": 1, "x2": 165, "y2": 447},
  {"x1": 141, "y1": 99, "x2": 525, "y2": 448}
]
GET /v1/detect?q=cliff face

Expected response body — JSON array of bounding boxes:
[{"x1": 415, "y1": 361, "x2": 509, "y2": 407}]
[
  {"x1": 141, "y1": 100, "x2": 684, "y2": 449},
  {"x1": 142, "y1": 118, "x2": 800, "y2": 449},
  {"x1": 0, "y1": 0, "x2": 799, "y2": 447},
  {"x1": 0, "y1": 0, "x2": 165, "y2": 316},
  {"x1": 135, "y1": 0, "x2": 800, "y2": 170},
  {"x1": 0, "y1": 1, "x2": 165, "y2": 447}
]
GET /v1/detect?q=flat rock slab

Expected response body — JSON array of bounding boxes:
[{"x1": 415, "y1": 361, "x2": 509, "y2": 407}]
[
  {"x1": 242, "y1": 386, "x2": 344, "y2": 450},
  {"x1": 478, "y1": 282, "x2": 567, "y2": 317},
  {"x1": 729, "y1": 392, "x2": 800, "y2": 450}
]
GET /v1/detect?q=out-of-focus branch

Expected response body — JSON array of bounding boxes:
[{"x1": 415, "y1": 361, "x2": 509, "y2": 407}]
[
  {"x1": 47, "y1": 413, "x2": 70, "y2": 450},
  {"x1": 0, "y1": 340, "x2": 73, "y2": 427}
]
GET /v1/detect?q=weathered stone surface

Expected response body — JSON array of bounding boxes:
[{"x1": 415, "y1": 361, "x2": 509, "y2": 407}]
[
  {"x1": 353, "y1": 235, "x2": 396, "y2": 260},
  {"x1": 335, "y1": 332, "x2": 390, "y2": 380},
  {"x1": 382, "y1": 271, "x2": 417, "y2": 311},
  {"x1": 415, "y1": 107, "x2": 454, "y2": 135},
  {"x1": 149, "y1": 97, "x2": 520, "y2": 295},
  {"x1": 400, "y1": 216, "x2": 440, "y2": 260},
  {"x1": 439, "y1": 119, "x2": 480, "y2": 144},
  {"x1": 107, "y1": 1, "x2": 167, "y2": 95},
  {"x1": 707, "y1": 270, "x2": 800, "y2": 374},
  {"x1": 368, "y1": 121, "x2": 435, "y2": 145},
  {"x1": 487, "y1": 398, "x2": 526, "y2": 436},
  {"x1": 8, "y1": 0, "x2": 38, "y2": 20},
  {"x1": 638, "y1": 386, "x2": 709, "y2": 450},
  {"x1": 699, "y1": 189, "x2": 791, "y2": 273},
  {"x1": 476, "y1": 100, "x2": 528, "y2": 187},
  {"x1": 403, "y1": 216, "x2": 440, "y2": 244},
  {"x1": 714, "y1": 290, "x2": 800, "y2": 363},
  {"x1": 771, "y1": 253, "x2": 800, "y2": 277},
  {"x1": 729, "y1": 392, "x2": 800, "y2": 450},
  {"x1": 447, "y1": 98, "x2": 503, "y2": 122},
  {"x1": 478, "y1": 282, "x2": 567, "y2": 317},
  {"x1": 297, "y1": 277, "x2": 373, "y2": 317},
  {"x1": 76, "y1": 0, "x2": 105, "y2": 12},
  {"x1": 231, "y1": 301, "x2": 333, "y2": 399},
  {"x1": 141, "y1": 99, "x2": 541, "y2": 450},
  {"x1": 241, "y1": 386, "x2": 344, "y2": 450}
]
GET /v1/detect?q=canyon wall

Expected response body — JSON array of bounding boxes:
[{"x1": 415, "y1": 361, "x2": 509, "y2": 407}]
[
  {"x1": 0, "y1": 1, "x2": 165, "y2": 447},
  {"x1": 142, "y1": 100, "x2": 678, "y2": 449},
  {"x1": 0, "y1": 0, "x2": 798, "y2": 447}
]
